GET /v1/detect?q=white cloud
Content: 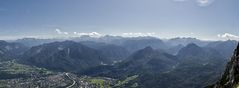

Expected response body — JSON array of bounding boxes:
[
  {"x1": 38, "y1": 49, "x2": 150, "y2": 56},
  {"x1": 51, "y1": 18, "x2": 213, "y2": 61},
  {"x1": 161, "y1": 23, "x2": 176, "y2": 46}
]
[
  {"x1": 73, "y1": 32, "x2": 103, "y2": 37},
  {"x1": 122, "y1": 32, "x2": 156, "y2": 37},
  {"x1": 197, "y1": 0, "x2": 209, "y2": 4},
  {"x1": 217, "y1": 33, "x2": 239, "y2": 40},
  {"x1": 196, "y1": 0, "x2": 215, "y2": 6},
  {"x1": 172, "y1": 0, "x2": 216, "y2": 7},
  {"x1": 55, "y1": 29, "x2": 68, "y2": 35}
]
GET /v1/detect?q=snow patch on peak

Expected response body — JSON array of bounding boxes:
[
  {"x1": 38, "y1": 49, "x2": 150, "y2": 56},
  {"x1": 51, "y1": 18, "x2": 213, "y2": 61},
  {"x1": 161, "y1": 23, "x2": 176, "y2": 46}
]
[
  {"x1": 67, "y1": 48, "x2": 70, "y2": 55},
  {"x1": 58, "y1": 47, "x2": 64, "y2": 50},
  {"x1": 101, "y1": 62, "x2": 107, "y2": 65}
]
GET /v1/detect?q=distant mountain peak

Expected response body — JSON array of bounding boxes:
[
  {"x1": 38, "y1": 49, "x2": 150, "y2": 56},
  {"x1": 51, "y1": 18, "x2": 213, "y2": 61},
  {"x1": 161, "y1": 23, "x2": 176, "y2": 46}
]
[
  {"x1": 0, "y1": 40, "x2": 8, "y2": 44},
  {"x1": 187, "y1": 43, "x2": 199, "y2": 47},
  {"x1": 143, "y1": 46, "x2": 153, "y2": 51},
  {"x1": 181, "y1": 43, "x2": 203, "y2": 52},
  {"x1": 19, "y1": 41, "x2": 112, "y2": 72},
  {"x1": 178, "y1": 43, "x2": 201, "y2": 53},
  {"x1": 171, "y1": 37, "x2": 198, "y2": 40}
]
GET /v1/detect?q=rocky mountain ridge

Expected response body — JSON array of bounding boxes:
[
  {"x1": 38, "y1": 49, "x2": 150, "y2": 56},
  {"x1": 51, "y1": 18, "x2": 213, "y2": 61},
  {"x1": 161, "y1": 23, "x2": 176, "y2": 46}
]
[{"x1": 208, "y1": 43, "x2": 239, "y2": 88}]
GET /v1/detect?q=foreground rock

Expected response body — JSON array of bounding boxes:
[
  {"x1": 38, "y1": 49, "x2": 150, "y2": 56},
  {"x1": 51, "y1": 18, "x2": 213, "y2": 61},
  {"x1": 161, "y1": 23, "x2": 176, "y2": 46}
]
[{"x1": 208, "y1": 43, "x2": 239, "y2": 88}]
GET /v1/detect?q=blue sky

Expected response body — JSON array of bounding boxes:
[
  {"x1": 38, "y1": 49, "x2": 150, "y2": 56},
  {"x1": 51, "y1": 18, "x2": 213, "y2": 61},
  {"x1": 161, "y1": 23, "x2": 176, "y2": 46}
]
[{"x1": 0, "y1": 0, "x2": 238, "y2": 40}]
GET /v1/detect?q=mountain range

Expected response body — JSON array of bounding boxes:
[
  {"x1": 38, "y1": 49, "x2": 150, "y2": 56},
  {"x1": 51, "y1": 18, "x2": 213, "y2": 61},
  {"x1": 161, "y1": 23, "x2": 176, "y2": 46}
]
[
  {"x1": 0, "y1": 36, "x2": 238, "y2": 88},
  {"x1": 18, "y1": 41, "x2": 113, "y2": 73}
]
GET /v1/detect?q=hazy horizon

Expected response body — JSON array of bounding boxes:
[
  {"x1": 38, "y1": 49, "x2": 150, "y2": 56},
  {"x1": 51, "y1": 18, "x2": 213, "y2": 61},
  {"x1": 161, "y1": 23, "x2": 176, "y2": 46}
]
[{"x1": 0, "y1": 34, "x2": 237, "y2": 42}]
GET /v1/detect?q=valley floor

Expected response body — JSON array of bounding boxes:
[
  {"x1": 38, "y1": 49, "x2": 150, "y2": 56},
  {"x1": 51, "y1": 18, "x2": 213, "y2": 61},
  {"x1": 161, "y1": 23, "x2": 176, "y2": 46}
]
[{"x1": 0, "y1": 72, "x2": 116, "y2": 88}]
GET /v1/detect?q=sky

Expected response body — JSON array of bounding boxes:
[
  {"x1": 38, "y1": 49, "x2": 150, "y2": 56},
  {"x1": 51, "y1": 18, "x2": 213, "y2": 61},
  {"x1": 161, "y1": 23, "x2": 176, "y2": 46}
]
[{"x1": 0, "y1": 0, "x2": 238, "y2": 40}]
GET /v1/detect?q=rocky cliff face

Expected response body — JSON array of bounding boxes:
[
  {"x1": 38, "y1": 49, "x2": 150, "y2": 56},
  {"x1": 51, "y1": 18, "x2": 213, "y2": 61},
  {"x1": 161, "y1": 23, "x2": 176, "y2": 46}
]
[{"x1": 208, "y1": 43, "x2": 239, "y2": 88}]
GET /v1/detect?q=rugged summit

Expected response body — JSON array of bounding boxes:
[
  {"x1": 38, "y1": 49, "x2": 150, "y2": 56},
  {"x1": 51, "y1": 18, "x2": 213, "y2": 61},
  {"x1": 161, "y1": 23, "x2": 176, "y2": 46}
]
[
  {"x1": 209, "y1": 43, "x2": 239, "y2": 88},
  {"x1": 19, "y1": 41, "x2": 112, "y2": 72},
  {"x1": 0, "y1": 40, "x2": 28, "y2": 61}
]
